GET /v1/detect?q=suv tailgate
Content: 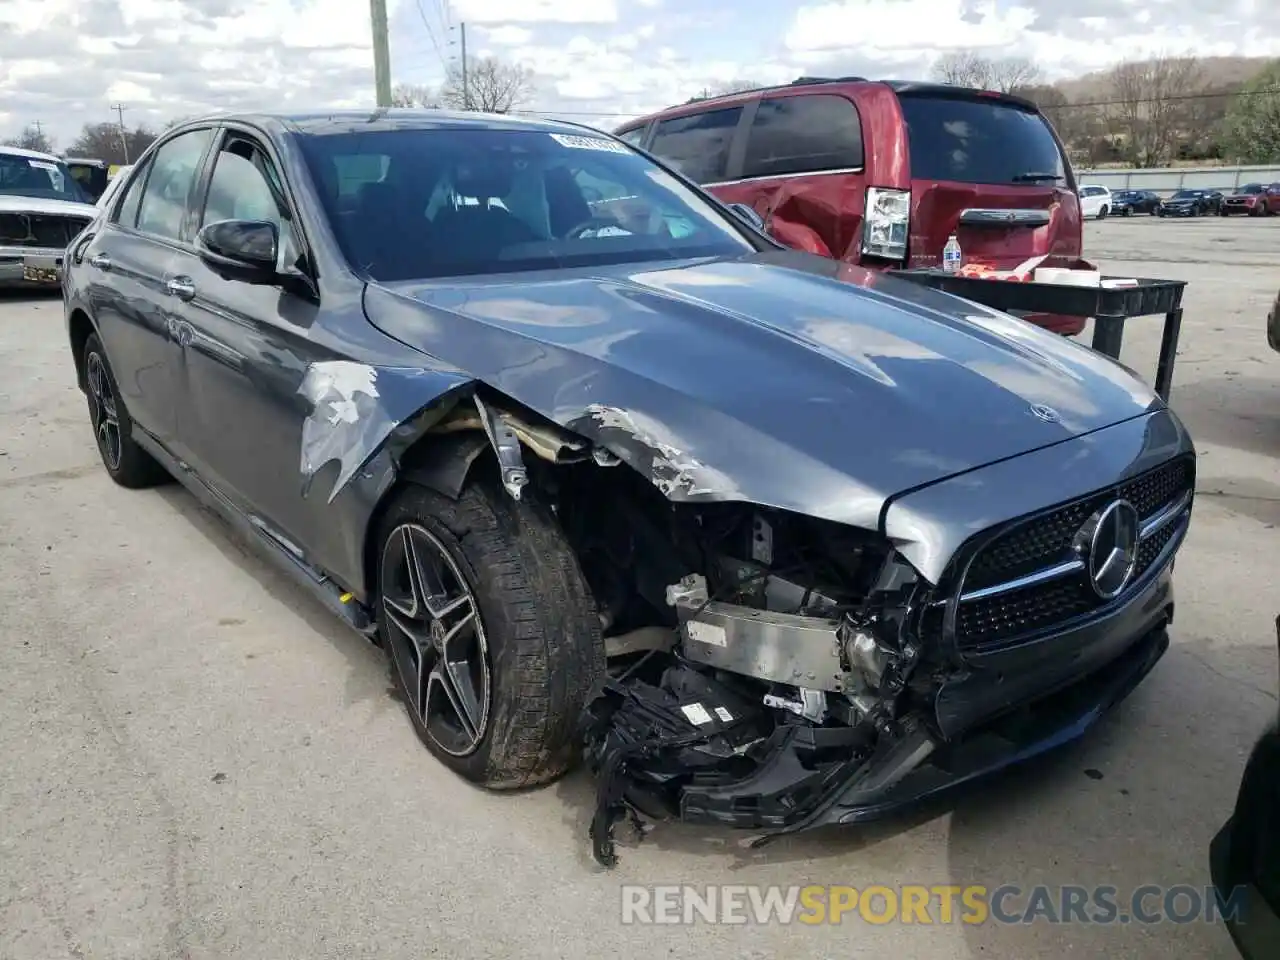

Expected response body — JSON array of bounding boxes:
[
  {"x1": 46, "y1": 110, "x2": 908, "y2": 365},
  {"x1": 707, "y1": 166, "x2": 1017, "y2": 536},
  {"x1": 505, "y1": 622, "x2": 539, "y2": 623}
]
[{"x1": 897, "y1": 90, "x2": 1082, "y2": 271}]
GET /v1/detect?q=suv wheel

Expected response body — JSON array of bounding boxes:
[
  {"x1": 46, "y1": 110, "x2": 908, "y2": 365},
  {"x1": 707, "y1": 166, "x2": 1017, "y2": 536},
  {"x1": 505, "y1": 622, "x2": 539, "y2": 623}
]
[
  {"x1": 375, "y1": 479, "x2": 604, "y2": 788},
  {"x1": 1097, "y1": 205, "x2": 1109, "y2": 220},
  {"x1": 82, "y1": 333, "x2": 170, "y2": 488}
]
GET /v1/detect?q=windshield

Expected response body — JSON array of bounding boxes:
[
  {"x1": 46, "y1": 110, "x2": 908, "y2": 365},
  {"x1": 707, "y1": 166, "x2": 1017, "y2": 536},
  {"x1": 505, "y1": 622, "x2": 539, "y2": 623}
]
[
  {"x1": 1237, "y1": 183, "x2": 1263, "y2": 194},
  {"x1": 897, "y1": 94, "x2": 1071, "y2": 188},
  {"x1": 297, "y1": 127, "x2": 756, "y2": 282},
  {"x1": 1171, "y1": 190, "x2": 1201, "y2": 199},
  {"x1": 0, "y1": 151, "x2": 92, "y2": 203}
]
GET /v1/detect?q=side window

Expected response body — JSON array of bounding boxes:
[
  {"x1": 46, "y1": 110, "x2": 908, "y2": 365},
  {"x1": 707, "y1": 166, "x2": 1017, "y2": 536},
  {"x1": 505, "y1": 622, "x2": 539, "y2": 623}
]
[
  {"x1": 742, "y1": 95, "x2": 864, "y2": 179},
  {"x1": 135, "y1": 128, "x2": 214, "y2": 242},
  {"x1": 617, "y1": 127, "x2": 645, "y2": 147},
  {"x1": 200, "y1": 135, "x2": 299, "y2": 269},
  {"x1": 648, "y1": 107, "x2": 742, "y2": 184},
  {"x1": 112, "y1": 161, "x2": 151, "y2": 228}
]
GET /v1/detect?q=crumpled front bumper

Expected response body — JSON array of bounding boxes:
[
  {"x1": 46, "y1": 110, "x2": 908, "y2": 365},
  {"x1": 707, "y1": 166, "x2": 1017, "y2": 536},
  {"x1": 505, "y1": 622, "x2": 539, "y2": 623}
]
[{"x1": 736, "y1": 561, "x2": 1175, "y2": 847}]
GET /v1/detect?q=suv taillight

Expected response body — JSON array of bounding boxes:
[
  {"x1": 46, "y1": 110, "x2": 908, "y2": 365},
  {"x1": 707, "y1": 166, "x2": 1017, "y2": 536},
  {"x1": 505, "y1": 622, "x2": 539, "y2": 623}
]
[{"x1": 862, "y1": 187, "x2": 909, "y2": 260}]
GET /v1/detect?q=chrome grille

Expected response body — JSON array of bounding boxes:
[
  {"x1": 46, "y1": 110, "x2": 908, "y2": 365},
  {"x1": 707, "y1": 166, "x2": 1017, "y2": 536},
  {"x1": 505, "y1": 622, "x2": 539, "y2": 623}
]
[{"x1": 955, "y1": 457, "x2": 1194, "y2": 651}]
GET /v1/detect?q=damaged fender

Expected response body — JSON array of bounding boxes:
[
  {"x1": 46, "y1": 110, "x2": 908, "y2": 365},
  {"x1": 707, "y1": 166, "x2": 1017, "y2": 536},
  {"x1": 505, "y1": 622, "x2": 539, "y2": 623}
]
[{"x1": 297, "y1": 359, "x2": 473, "y2": 503}]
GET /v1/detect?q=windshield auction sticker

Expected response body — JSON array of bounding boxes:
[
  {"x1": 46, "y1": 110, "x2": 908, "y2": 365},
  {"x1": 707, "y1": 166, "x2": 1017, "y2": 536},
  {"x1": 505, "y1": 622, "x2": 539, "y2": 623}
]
[{"x1": 549, "y1": 133, "x2": 629, "y2": 153}]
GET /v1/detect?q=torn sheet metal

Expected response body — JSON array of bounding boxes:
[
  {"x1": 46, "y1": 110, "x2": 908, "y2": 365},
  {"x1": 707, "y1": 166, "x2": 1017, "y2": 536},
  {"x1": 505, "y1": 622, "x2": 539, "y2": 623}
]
[
  {"x1": 581, "y1": 404, "x2": 731, "y2": 499},
  {"x1": 473, "y1": 395, "x2": 528, "y2": 500},
  {"x1": 298, "y1": 360, "x2": 471, "y2": 503}
]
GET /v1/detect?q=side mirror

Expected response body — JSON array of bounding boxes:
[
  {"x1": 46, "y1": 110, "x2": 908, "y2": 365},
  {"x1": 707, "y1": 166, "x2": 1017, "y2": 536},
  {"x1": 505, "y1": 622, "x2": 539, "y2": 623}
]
[
  {"x1": 727, "y1": 202, "x2": 766, "y2": 232},
  {"x1": 196, "y1": 218, "x2": 279, "y2": 283}
]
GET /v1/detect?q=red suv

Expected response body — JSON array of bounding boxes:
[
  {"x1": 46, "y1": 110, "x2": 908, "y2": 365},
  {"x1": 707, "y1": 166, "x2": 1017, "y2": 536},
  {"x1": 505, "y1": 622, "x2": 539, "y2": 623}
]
[
  {"x1": 617, "y1": 77, "x2": 1087, "y2": 335},
  {"x1": 1220, "y1": 182, "x2": 1280, "y2": 216}
]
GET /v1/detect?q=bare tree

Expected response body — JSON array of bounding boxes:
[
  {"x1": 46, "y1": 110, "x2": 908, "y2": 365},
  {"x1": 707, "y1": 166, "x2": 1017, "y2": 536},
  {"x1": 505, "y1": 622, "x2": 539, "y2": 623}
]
[
  {"x1": 2, "y1": 124, "x2": 55, "y2": 154},
  {"x1": 68, "y1": 122, "x2": 158, "y2": 165},
  {"x1": 441, "y1": 57, "x2": 536, "y2": 113},
  {"x1": 1103, "y1": 54, "x2": 1205, "y2": 167},
  {"x1": 390, "y1": 84, "x2": 440, "y2": 108},
  {"x1": 930, "y1": 50, "x2": 1041, "y2": 92}
]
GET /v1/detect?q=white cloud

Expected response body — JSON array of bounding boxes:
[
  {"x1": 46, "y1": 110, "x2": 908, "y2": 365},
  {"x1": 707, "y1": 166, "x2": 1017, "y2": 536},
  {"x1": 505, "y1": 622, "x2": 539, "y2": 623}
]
[
  {"x1": 1, "y1": 0, "x2": 1278, "y2": 149},
  {"x1": 479, "y1": 25, "x2": 534, "y2": 45},
  {"x1": 450, "y1": 0, "x2": 617, "y2": 24}
]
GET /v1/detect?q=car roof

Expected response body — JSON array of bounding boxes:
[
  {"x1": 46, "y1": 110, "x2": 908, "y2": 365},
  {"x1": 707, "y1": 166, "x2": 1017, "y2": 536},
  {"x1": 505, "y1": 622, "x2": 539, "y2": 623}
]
[
  {"x1": 179, "y1": 108, "x2": 606, "y2": 139},
  {"x1": 616, "y1": 77, "x2": 1042, "y2": 131},
  {"x1": 0, "y1": 144, "x2": 61, "y2": 162}
]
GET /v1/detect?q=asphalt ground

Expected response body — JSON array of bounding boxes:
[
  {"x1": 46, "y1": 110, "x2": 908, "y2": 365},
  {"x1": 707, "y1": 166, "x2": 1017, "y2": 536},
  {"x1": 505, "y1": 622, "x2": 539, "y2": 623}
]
[{"x1": 1, "y1": 214, "x2": 1277, "y2": 959}]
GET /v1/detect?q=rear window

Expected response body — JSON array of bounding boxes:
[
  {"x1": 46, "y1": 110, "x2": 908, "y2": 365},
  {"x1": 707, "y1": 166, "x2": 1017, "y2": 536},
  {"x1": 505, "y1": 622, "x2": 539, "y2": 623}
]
[
  {"x1": 741, "y1": 94, "x2": 864, "y2": 178},
  {"x1": 897, "y1": 95, "x2": 1070, "y2": 188},
  {"x1": 648, "y1": 107, "x2": 742, "y2": 184}
]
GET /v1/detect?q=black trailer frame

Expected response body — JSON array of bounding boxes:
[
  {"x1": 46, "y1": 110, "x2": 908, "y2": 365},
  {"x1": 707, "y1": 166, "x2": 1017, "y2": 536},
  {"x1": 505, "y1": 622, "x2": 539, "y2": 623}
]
[{"x1": 891, "y1": 269, "x2": 1187, "y2": 402}]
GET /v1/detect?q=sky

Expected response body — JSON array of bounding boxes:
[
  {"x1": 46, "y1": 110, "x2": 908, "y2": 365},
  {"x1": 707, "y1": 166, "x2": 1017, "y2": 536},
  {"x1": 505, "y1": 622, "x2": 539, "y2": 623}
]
[{"x1": 2, "y1": 0, "x2": 1279, "y2": 148}]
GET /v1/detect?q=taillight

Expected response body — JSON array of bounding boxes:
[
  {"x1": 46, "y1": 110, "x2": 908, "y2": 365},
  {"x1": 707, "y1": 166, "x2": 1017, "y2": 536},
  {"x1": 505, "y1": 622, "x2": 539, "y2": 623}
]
[{"x1": 862, "y1": 187, "x2": 910, "y2": 260}]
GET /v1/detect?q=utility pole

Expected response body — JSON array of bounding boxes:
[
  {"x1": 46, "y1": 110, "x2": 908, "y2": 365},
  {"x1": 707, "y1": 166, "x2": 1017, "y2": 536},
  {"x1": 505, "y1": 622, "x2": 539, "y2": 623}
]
[
  {"x1": 459, "y1": 22, "x2": 470, "y2": 110},
  {"x1": 110, "y1": 103, "x2": 129, "y2": 163},
  {"x1": 32, "y1": 120, "x2": 43, "y2": 138},
  {"x1": 369, "y1": 0, "x2": 392, "y2": 107}
]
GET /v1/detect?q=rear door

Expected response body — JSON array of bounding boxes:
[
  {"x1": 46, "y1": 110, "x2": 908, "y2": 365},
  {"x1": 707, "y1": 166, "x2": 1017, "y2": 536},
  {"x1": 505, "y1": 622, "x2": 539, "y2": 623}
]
[
  {"x1": 896, "y1": 91, "x2": 1081, "y2": 269},
  {"x1": 718, "y1": 92, "x2": 866, "y2": 260}
]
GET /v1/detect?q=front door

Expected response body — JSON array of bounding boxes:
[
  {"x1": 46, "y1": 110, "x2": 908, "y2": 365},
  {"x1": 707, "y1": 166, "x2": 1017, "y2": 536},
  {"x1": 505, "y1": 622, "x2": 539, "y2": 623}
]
[{"x1": 170, "y1": 127, "x2": 327, "y2": 557}]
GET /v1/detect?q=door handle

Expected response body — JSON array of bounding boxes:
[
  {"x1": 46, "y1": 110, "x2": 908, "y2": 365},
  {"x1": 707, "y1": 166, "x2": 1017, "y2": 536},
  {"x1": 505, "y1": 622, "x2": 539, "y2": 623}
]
[
  {"x1": 165, "y1": 276, "x2": 196, "y2": 301},
  {"x1": 88, "y1": 253, "x2": 112, "y2": 271}
]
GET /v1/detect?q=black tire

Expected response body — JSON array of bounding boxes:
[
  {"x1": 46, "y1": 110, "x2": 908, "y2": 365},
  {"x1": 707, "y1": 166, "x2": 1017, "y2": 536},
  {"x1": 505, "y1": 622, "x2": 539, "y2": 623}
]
[
  {"x1": 1123, "y1": 207, "x2": 1132, "y2": 217},
  {"x1": 1098, "y1": 205, "x2": 1108, "y2": 220},
  {"x1": 81, "y1": 333, "x2": 170, "y2": 488},
  {"x1": 375, "y1": 478, "x2": 604, "y2": 789}
]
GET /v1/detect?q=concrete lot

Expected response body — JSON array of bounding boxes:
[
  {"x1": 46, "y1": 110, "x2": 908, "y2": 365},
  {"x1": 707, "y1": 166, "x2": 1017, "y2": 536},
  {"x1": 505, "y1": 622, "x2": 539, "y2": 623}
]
[{"x1": 1, "y1": 216, "x2": 1277, "y2": 960}]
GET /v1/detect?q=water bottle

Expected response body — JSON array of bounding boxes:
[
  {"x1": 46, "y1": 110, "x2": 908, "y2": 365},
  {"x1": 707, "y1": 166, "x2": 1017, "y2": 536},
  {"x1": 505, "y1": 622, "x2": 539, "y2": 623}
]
[{"x1": 942, "y1": 234, "x2": 962, "y2": 273}]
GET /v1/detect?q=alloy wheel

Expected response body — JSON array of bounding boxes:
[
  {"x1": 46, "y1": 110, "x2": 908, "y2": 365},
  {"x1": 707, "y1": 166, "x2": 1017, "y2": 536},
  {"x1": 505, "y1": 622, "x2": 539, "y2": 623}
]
[
  {"x1": 380, "y1": 523, "x2": 492, "y2": 757},
  {"x1": 86, "y1": 351, "x2": 122, "y2": 471}
]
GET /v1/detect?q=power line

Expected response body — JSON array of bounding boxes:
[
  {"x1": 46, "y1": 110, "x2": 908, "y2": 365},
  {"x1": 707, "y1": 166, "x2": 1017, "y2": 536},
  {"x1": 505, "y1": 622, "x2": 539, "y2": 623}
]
[{"x1": 413, "y1": 0, "x2": 447, "y2": 67}]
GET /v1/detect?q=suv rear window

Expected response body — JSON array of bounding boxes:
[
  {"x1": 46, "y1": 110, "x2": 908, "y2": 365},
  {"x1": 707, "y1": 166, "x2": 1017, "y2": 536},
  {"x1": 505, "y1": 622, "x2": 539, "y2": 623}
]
[
  {"x1": 649, "y1": 107, "x2": 742, "y2": 184},
  {"x1": 897, "y1": 94, "x2": 1070, "y2": 188},
  {"x1": 741, "y1": 94, "x2": 863, "y2": 179}
]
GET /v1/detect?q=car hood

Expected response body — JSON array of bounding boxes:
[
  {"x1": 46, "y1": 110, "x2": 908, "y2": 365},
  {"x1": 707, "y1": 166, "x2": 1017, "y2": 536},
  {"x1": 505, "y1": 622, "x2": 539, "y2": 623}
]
[
  {"x1": 363, "y1": 250, "x2": 1161, "y2": 541},
  {"x1": 0, "y1": 194, "x2": 97, "y2": 217}
]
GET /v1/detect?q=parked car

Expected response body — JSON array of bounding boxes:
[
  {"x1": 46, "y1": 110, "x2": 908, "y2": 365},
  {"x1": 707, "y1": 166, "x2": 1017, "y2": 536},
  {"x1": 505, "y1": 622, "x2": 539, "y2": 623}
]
[
  {"x1": 1078, "y1": 184, "x2": 1113, "y2": 219},
  {"x1": 1209, "y1": 617, "x2": 1280, "y2": 960},
  {"x1": 0, "y1": 145, "x2": 98, "y2": 288},
  {"x1": 65, "y1": 112, "x2": 1195, "y2": 840},
  {"x1": 1158, "y1": 189, "x2": 1217, "y2": 217},
  {"x1": 94, "y1": 165, "x2": 132, "y2": 209},
  {"x1": 616, "y1": 77, "x2": 1087, "y2": 336},
  {"x1": 1221, "y1": 182, "x2": 1280, "y2": 217},
  {"x1": 64, "y1": 157, "x2": 112, "y2": 203},
  {"x1": 1111, "y1": 189, "x2": 1161, "y2": 216}
]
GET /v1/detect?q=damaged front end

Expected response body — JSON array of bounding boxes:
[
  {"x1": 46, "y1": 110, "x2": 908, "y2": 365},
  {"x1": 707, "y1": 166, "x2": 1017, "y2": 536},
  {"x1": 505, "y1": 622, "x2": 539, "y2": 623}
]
[
  {"x1": 572, "y1": 456, "x2": 1186, "y2": 866},
  {"x1": 576, "y1": 519, "x2": 939, "y2": 866}
]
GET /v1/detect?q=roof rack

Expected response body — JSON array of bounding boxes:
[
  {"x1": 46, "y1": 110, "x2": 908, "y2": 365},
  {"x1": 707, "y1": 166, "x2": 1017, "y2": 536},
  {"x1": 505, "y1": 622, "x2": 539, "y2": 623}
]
[{"x1": 790, "y1": 75, "x2": 867, "y2": 85}]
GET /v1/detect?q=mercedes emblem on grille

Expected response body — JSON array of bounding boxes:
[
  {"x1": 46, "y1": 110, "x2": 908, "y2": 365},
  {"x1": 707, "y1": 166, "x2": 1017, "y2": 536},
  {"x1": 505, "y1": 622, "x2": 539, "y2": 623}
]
[
  {"x1": 1029, "y1": 403, "x2": 1061, "y2": 423},
  {"x1": 1084, "y1": 500, "x2": 1141, "y2": 600}
]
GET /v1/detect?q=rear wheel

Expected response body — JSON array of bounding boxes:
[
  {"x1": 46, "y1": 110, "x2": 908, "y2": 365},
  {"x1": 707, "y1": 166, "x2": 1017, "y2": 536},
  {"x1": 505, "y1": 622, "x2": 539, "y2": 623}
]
[
  {"x1": 375, "y1": 479, "x2": 604, "y2": 788},
  {"x1": 1097, "y1": 205, "x2": 1109, "y2": 220},
  {"x1": 1122, "y1": 207, "x2": 1132, "y2": 217},
  {"x1": 82, "y1": 334, "x2": 169, "y2": 488}
]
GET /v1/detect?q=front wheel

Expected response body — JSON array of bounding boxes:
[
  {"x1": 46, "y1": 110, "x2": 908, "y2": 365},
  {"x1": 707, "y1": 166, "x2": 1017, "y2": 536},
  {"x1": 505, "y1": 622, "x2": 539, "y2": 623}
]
[
  {"x1": 1123, "y1": 207, "x2": 1132, "y2": 217},
  {"x1": 375, "y1": 479, "x2": 604, "y2": 789}
]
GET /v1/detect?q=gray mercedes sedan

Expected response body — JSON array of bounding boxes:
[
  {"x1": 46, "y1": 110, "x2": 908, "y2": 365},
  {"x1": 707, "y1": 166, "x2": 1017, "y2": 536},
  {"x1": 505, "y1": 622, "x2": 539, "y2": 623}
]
[{"x1": 60, "y1": 110, "x2": 1194, "y2": 865}]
